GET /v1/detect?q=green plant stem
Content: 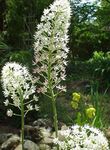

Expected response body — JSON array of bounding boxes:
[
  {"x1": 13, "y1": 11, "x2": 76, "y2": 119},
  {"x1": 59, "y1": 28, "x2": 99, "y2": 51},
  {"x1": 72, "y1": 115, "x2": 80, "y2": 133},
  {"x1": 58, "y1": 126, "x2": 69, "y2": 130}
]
[
  {"x1": 51, "y1": 92, "x2": 58, "y2": 137},
  {"x1": 48, "y1": 41, "x2": 58, "y2": 138},
  {"x1": 20, "y1": 91, "x2": 24, "y2": 150},
  {"x1": 47, "y1": 29, "x2": 59, "y2": 149},
  {"x1": 48, "y1": 71, "x2": 58, "y2": 138},
  {"x1": 52, "y1": 99, "x2": 59, "y2": 150}
]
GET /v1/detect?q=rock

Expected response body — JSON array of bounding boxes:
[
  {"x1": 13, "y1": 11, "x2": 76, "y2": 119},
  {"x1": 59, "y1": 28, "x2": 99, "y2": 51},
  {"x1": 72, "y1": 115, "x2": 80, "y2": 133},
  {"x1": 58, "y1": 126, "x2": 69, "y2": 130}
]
[
  {"x1": 52, "y1": 126, "x2": 68, "y2": 141},
  {"x1": 39, "y1": 144, "x2": 51, "y2": 150},
  {"x1": 40, "y1": 127, "x2": 52, "y2": 138},
  {"x1": 33, "y1": 119, "x2": 52, "y2": 129},
  {"x1": 14, "y1": 145, "x2": 22, "y2": 150},
  {"x1": 67, "y1": 80, "x2": 91, "y2": 92},
  {"x1": 40, "y1": 127, "x2": 53, "y2": 146},
  {"x1": 0, "y1": 133, "x2": 13, "y2": 144},
  {"x1": 52, "y1": 147, "x2": 57, "y2": 150},
  {"x1": 1, "y1": 135, "x2": 20, "y2": 150},
  {"x1": 41, "y1": 137, "x2": 53, "y2": 145},
  {"x1": 24, "y1": 125, "x2": 42, "y2": 143},
  {"x1": 105, "y1": 128, "x2": 110, "y2": 138},
  {"x1": 61, "y1": 125, "x2": 68, "y2": 131},
  {"x1": 15, "y1": 140, "x2": 39, "y2": 150}
]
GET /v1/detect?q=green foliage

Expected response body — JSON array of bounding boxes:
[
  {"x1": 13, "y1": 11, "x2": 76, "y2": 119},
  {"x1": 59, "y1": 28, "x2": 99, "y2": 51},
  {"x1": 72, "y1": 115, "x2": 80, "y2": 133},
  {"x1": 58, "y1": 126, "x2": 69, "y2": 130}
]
[
  {"x1": 36, "y1": 0, "x2": 54, "y2": 22},
  {"x1": 0, "y1": 50, "x2": 33, "y2": 74},
  {"x1": 0, "y1": 34, "x2": 11, "y2": 69},
  {"x1": 8, "y1": 50, "x2": 33, "y2": 69},
  {"x1": 68, "y1": 0, "x2": 110, "y2": 59},
  {"x1": 0, "y1": 41, "x2": 9, "y2": 50},
  {"x1": 37, "y1": 96, "x2": 71, "y2": 125},
  {"x1": 71, "y1": 92, "x2": 96, "y2": 126},
  {"x1": 0, "y1": 0, "x2": 110, "y2": 59},
  {"x1": 67, "y1": 50, "x2": 110, "y2": 84},
  {"x1": 89, "y1": 51, "x2": 110, "y2": 82},
  {"x1": 5, "y1": 0, "x2": 24, "y2": 48},
  {"x1": 90, "y1": 81, "x2": 103, "y2": 128},
  {"x1": 0, "y1": 35, "x2": 10, "y2": 62},
  {"x1": 97, "y1": 0, "x2": 110, "y2": 28},
  {"x1": 69, "y1": 1, "x2": 102, "y2": 59},
  {"x1": 4, "y1": 0, "x2": 54, "y2": 50}
]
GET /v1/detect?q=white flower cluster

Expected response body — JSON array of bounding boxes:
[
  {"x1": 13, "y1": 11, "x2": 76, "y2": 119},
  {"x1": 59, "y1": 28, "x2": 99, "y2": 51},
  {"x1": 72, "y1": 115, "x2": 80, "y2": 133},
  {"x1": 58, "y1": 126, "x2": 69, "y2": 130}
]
[
  {"x1": 1, "y1": 62, "x2": 39, "y2": 117},
  {"x1": 53, "y1": 125, "x2": 109, "y2": 150},
  {"x1": 34, "y1": 0, "x2": 71, "y2": 94}
]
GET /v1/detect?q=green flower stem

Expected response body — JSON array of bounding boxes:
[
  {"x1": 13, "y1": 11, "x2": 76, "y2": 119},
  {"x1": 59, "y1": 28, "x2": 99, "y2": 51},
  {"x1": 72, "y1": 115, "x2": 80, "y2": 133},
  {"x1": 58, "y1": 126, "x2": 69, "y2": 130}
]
[
  {"x1": 48, "y1": 81, "x2": 58, "y2": 138},
  {"x1": 48, "y1": 54, "x2": 58, "y2": 138},
  {"x1": 21, "y1": 101, "x2": 24, "y2": 150},
  {"x1": 51, "y1": 91, "x2": 58, "y2": 137},
  {"x1": 47, "y1": 30, "x2": 59, "y2": 149},
  {"x1": 50, "y1": 90, "x2": 59, "y2": 150},
  {"x1": 20, "y1": 90, "x2": 24, "y2": 150}
]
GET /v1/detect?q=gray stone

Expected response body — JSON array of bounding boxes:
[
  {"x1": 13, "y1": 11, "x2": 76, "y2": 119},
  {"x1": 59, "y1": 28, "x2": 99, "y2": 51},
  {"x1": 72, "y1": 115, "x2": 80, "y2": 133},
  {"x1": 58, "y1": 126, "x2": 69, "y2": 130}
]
[
  {"x1": 1, "y1": 135, "x2": 20, "y2": 150},
  {"x1": 105, "y1": 128, "x2": 110, "y2": 138},
  {"x1": 52, "y1": 147, "x2": 57, "y2": 150},
  {"x1": 40, "y1": 127, "x2": 51, "y2": 138},
  {"x1": 40, "y1": 127, "x2": 53, "y2": 145},
  {"x1": 41, "y1": 137, "x2": 53, "y2": 145},
  {"x1": 0, "y1": 133, "x2": 13, "y2": 144},
  {"x1": 33, "y1": 119, "x2": 52, "y2": 128},
  {"x1": 15, "y1": 140, "x2": 39, "y2": 150},
  {"x1": 39, "y1": 144, "x2": 51, "y2": 150},
  {"x1": 24, "y1": 125, "x2": 42, "y2": 143},
  {"x1": 61, "y1": 125, "x2": 68, "y2": 131},
  {"x1": 24, "y1": 140, "x2": 39, "y2": 150}
]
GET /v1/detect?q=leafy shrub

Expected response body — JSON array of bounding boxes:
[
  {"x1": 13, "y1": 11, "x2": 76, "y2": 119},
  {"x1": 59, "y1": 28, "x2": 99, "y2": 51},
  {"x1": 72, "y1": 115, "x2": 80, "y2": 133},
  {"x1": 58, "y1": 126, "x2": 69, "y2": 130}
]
[
  {"x1": 89, "y1": 51, "x2": 110, "y2": 82},
  {"x1": 67, "y1": 51, "x2": 110, "y2": 82},
  {"x1": 0, "y1": 50, "x2": 33, "y2": 70}
]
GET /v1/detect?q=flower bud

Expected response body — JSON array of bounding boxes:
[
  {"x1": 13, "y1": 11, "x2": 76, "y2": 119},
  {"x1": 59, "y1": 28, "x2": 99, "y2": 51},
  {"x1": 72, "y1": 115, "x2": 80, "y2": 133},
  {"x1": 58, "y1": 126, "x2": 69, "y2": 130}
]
[
  {"x1": 7, "y1": 109, "x2": 13, "y2": 117},
  {"x1": 72, "y1": 92, "x2": 81, "y2": 102},
  {"x1": 71, "y1": 101, "x2": 78, "y2": 109},
  {"x1": 86, "y1": 107, "x2": 96, "y2": 119}
]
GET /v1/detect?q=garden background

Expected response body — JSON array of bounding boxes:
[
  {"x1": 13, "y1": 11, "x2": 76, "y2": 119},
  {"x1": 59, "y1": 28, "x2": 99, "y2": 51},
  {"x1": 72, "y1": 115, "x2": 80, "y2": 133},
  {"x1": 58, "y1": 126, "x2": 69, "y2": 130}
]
[{"x1": 0, "y1": 0, "x2": 110, "y2": 139}]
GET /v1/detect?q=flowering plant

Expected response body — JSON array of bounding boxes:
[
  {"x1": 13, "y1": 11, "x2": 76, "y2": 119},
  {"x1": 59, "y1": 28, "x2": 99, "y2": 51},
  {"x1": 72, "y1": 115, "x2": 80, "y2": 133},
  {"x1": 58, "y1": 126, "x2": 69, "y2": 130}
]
[
  {"x1": 86, "y1": 106, "x2": 96, "y2": 119},
  {"x1": 54, "y1": 124, "x2": 109, "y2": 150},
  {"x1": 34, "y1": 0, "x2": 71, "y2": 139},
  {"x1": 1, "y1": 62, "x2": 39, "y2": 150},
  {"x1": 71, "y1": 92, "x2": 96, "y2": 126},
  {"x1": 71, "y1": 92, "x2": 81, "y2": 109},
  {"x1": 34, "y1": 0, "x2": 71, "y2": 94}
]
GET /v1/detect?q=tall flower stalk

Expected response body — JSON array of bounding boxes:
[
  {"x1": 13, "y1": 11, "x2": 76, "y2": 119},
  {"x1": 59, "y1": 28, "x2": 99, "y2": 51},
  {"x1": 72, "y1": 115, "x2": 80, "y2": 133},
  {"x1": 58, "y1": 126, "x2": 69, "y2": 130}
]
[
  {"x1": 34, "y1": 0, "x2": 71, "y2": 139},
  {"x1": 1, "y1": 62, "x2": 39, "y2": 150}
]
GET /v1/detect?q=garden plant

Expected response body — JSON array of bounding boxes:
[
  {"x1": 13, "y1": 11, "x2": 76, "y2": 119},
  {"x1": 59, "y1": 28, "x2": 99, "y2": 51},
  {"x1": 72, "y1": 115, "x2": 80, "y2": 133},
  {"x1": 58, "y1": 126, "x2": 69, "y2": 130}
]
[
  {"x1": 34, "y1": 0, "x2": 71, "y2": 140},
  {"x1": 0, "y1": 0, "x2": 110, "y2": 150},
  {"x1": 1, "y1": 62, "x2": 39, "y2": 150}
]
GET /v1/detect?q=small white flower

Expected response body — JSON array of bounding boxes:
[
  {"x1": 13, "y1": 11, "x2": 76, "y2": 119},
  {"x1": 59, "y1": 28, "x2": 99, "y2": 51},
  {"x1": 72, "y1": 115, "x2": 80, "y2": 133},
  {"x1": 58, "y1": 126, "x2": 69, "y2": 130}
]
[
  {"x1": 27, "y1": 104, "x2": 33, "y2": 110},
  {"x1": 33, "y1": 95, "x2": 38, "y2": 102},
  {"x1": 4, "y1": 99, "x2": 9, "y2": 106},
  {"x1": 56, "y1": 85, "x2": 66, "y2": 92},
  {"x1": 3, "y1": 90, "x2": 10, "y2": 97},
  {"x1": 43, "y1": 9, "x2": 50, "y2": 16},
  {"x1": 35, "y1": 104, "x2": 39, "y2": 111},
  {"x1": 7, "y1": 109, "x2": 13, "y2": 117},
  {"x1": 60, "y1": 73, "x2": 66, "y2": 81},
  {"x1": 53, "y1": 138, "x2": 59, "y2": 144}
]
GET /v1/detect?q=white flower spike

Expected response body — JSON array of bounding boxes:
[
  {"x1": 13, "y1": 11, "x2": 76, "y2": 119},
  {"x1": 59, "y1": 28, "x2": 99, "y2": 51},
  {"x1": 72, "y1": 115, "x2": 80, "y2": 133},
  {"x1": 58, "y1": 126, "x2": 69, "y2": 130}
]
[
  {"x1": 34, "y1": 0, "x2": 71, "y2": 94},
  {"x1": 1, "y1": 62, "x2": 39, "y2": 116}
]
